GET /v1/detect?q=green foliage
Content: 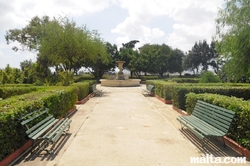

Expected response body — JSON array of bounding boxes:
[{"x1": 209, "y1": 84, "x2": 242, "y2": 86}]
[
  {"x1": 56, "y1": 71, "x2": 74, "y2": 86},
  {"x1": 171, "y1": 78, "x2": 199, "y2": 83},
  {"x1": 74, "y1": 75, "x2": 95, "y2": 82},
  {"x1": 71, "y1": 81, "x2": 95, "y2": 101},
  {"x1": 0, "y1": 82, "x2": 92, "y2": 160},
  {"x1": 140, "y1": 75, "x2": 159, "y2": 81},
  {"x1": 183, "y1": 40, "x2": 219, "y2": 75},
  {"x1": 172, "y1": 85, "x2": 250, "y2": 111},
  {"x1": 117, "y1": 40, "x2": 140, "y2": 74},
  {"x1": 185, "y1": 93, "x2": 250, "y2": 150},
  {"x1": 199, "y1": 71, "x2": 221, "y2": 83},
  {"x1": 5, "y1": 15, "x2": 112, "y2": 83},
  {"x1": 138, "y1": 44, "x2": 183, "y2": 78},
  {"x1": 0, "y1": 87, "x2": 38, "y2": 99},
  {"x1": 215, "y1": 0, "x2": 250, "y2": 81},
  {"x1": 147, "y1": 80, "x2": 177, "y2": 100}
]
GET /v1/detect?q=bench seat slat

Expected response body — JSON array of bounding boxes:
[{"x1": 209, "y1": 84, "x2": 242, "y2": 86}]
[
  {"x1": 176, "y1": 100, "x2": 235, "y2": 148},
  {"x1": 177, "y1": 117, "x2": 204, "y2": 139},
  {"x1": 43, "y1": 118, "x2": 68, "y2": 139},
  {"x1": 26, "y1": 115, "x2": 54, "y2": 134},
  {"x1": 20, "y1": 108, "x2": 72, "y2": 154},
  {"x1": 179, "y1": 115, "x2": 225, "y2": 136},
  {"x1": 51, "y1": 119, "x2": 72, "y2": 143}
]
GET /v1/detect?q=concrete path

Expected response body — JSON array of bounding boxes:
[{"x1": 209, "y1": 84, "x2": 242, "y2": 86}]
[{"x1": 14, "y1": 85, "x2": 249, "y2": 166}]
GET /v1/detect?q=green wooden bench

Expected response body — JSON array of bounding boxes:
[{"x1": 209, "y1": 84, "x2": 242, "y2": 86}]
[
  {"x1": 142, "y1": 84, "x2": 155, "y2": 96},
  {"x1": 20, "y1": 108, "x2": 72, "y2": 153},
  {"x1": 176, "y1": 100, "x2": 235, "y2": 147},
  {"x1": 92, "y1": 84, "x2": 102, "y2": 96}
]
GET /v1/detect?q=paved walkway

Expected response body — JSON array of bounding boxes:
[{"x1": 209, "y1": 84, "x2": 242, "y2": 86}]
[{"x1": 15, "y1": 85, "x2": 249, "y2": 166}]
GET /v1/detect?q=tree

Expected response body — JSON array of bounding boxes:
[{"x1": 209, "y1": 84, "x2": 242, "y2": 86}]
[
  {"x1": 3, "y1": 64, "x2": 14, "y2": 84},
  {"x1": 5, "y1": 15, "x2": 110, "y2": 83},
  {"x1": 38, "y1": 17, "x2": 99, "y2": 74},
  {"x1": 215, "y1": 0, "x2": 250, "y2": 81},
  {"x1": 183, "y1": 40, "x2": 219, "y2": 75},
  {"x1": 118, "y1": 40, "x2": 140, "y2": 71},
  {"x1": 168, "y1": 48, "x2": 184, "y2": 75},
  {"x1": 138, "y1": 44, "x2": 172, "y2": 78},
  {"x1": 86, "y1": 42, "x2": 115, "y2": 81},
  {"x1": 5, "y1": 16, "x2": 50, "y2": 51}
]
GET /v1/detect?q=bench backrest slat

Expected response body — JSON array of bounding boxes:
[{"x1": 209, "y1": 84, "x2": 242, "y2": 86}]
[
  {"x1": 193, "y1": 108, "x2": 231, "y2": 133},
  {"x1": 21, "y1": 108, "x2": 49, "y2": 125},
  {"x1": 192, "y1": 100, "x2": 235, "y2": 133},
  {"x1": 92, "y1": 84, "x2": 97, "y2": 90},
  {"x1": 147, "y1": 85, "x2": 154, "y2": 92}
]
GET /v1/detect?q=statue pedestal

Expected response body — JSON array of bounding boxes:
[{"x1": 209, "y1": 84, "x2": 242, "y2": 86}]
[{"x1": 100, "y1": 60, "x2": 140, "y2": 87}]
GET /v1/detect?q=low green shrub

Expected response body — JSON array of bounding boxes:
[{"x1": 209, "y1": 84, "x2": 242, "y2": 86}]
[
  {"x1": 171, "y1": 78, "x2": 200, "y2": 83},
  {"x1": 141, "y1": 75, "x2": 159, "y2": 81},
  {"x1": 72, "y1": 81, "x2": 95, "y2": 101},
  {"x1": 147, "y1": 80, "x2": 177, "y2": 100},
  {"x1": 0, "y1": 86, "x2": 39, "y2": 99},
  {"x1": 74, "y1": 75, "x2": 95, "y2": 82},
  {"x1": 172, "y1": 86, "x2": 250, "y2": 111},
  {"x1": 0, "y1": 82, "x2": 92, "y2": 161},
  {"x1": 185, "y1": 93, "x2": 250, "y2": 150},
  {"x1": 199, "y1": 71, "x2": 221, "y2": 83}
]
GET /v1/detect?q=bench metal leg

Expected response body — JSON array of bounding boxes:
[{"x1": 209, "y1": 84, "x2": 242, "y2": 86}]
[{"x1": 222, "y1": 137, "x2": 227, "y2": 147}]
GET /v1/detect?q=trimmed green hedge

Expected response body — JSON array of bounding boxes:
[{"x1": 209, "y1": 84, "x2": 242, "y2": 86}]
[
  {"x1": 146, "y1": 80, "x2": 250, "y2": 110},
  {"x1": 185, "y1": 93, "x2": 250, "y2": 150},
  {"x1": 0, "y1": 82, "x2": 93, "y2": 161},
  {"x1": 0, "y1": 86, "x2": 39, "y2": 99},
  {"x1": 170, "y1": 78, "x2": 199, "y2": 83},
  {"x1": 72, "y1": 81, "x2": 95, "y2": 101},
  {"x1": 172, "y1": 86, "x2": 250, "y2": 110}
]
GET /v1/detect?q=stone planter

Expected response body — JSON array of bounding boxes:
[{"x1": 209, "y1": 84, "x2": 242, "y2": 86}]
[
  {"x1": 224, "y1": 136, "x2": 250, "y2": 159},
  {"x1": 155, "y1": 95, "x2": 172, "y2": 104},
  {"x1": 172, "y1": 105, "x2": 189, "y2": 116},
  {"x1": 0, "y1": 140, "x2": 32, "y2": 166},
  {"x1": 76, "y1": 93, "x2": 92, "y2": 104}
]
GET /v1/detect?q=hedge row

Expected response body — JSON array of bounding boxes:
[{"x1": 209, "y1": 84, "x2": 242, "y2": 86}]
[
  {"x1": 147, "y1": 80, "x2": 250, "y2": 110},
  {"x1": 185, "y1": 93, "x2": 250, "y2": 150},
  {"x1": 0, "y1": 81, "x2": 94, "y2": 161},
  {"x1": 0, "y1": 86, "x2": 39, "y2": 99},
  {"x1": 172, "y1": 86, "x2": 250, "y2": 110}
]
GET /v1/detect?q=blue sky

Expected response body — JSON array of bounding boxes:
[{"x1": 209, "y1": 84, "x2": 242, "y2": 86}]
[{"x1": 0, "y1": 0, "x2": 224, "y2": 69}]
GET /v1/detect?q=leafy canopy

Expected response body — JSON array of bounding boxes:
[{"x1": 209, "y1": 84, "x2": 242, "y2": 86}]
[{"x1": 215, "y1": 0, "x2": 250, "y2": 81}]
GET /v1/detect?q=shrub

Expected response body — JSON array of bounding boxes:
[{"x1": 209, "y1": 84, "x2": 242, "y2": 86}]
[
  {"x1": 0, "y1": 86, "x2": 39, "y2": 99},
  {"x1": 0, "y1": 82, "x2": 92, "y2": 161},
  {"x1": 199, "y1": 71, "x2": 221, "y2": 83},
  {"x1": 172, "y1": 86, "x2": 250, "y2": 111}
]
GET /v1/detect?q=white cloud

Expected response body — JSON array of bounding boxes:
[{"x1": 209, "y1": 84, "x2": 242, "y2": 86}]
[
  {"x1": 115, "y1": 35, "x2": 130, "y2": 48},
  {"x1": 164, "y1": 0, "x2": 224, "y2": 52},
  {"x1": 0, "y1": 0, "x2": 116, "y2": 30},
  {"x1": 0, "y1": 0, "x2": 226, "y2": 68},
  {"x1": 112, "y1": 0, "x2": 224, "y2": 52}
]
